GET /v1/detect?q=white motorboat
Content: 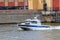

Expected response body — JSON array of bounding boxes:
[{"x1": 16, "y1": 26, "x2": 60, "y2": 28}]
[{"x1": 17, "y1": 16, "x2": 51, "y2": 30}]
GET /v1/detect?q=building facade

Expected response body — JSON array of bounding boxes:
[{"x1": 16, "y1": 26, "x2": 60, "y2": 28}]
[
  {"x1": 0, "y1": 0, "x2": 60, "y2": 11},
  {"x1": 53, "y1": 0, "x2": 59, "y2": 11},
  {"x1": 28, "y1": 0, "x2": 43, "y2": 10},
  {"x1": 0, "y1": 0, "x2": 28, "y2": 10},
  {"x1": 28, "y1": 0, "x2": 60, "y2": 11}
]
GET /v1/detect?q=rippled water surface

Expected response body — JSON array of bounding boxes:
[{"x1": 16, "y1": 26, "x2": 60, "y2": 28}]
[{"x1": 0, "y1": 23, "x2": 60, "y2": 40}]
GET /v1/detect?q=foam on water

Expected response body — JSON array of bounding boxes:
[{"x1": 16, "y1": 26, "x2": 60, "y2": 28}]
[{"x1": 54, "y1": 26, "x2": 60, "y2": 29}]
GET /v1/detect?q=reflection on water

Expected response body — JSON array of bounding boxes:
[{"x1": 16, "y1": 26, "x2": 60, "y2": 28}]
[{"x1": 0, "y1": 23, "x2": 60, "y2": 40}]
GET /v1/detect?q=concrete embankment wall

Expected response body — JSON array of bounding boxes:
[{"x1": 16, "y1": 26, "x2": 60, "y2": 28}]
[
  {"x1": 0, "y1": 10, "x2": 60, "y2": 23},
  {"x1": 0, "y1": 10, "x2": 44, "y2": 23}
]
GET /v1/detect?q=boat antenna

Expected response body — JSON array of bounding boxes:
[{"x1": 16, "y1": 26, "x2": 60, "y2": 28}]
[{"x1": 34, "y1": 14, "x2": 39, "y2": 19}]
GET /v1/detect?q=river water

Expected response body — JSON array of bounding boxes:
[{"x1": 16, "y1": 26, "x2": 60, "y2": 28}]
[{"x1": 0, "y1": 23, "x2": 60, "y2": 40}]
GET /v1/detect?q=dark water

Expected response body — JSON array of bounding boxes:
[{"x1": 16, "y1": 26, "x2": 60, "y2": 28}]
[{"x1": 0, "y1": 23, "x2": 60, "y2": 40}]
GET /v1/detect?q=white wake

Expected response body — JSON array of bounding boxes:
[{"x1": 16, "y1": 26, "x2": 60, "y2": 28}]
[
  {"x1": 54, "y1": 26, "x2": 60, "y2": 29},
  {"x1": 17, "y1": 26, "x2": 60, "y2": 30}
]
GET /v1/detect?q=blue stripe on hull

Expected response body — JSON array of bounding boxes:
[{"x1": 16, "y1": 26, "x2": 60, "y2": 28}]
[{"x1": 19, "y1": 25, "x2": 50, "y2": 28}]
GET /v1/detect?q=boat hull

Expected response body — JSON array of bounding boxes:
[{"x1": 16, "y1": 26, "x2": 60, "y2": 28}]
[
  {"x1": 18, "y1": 25, "x2": 53, "y2": 30},
  {"x1": 20, "y1": 27, "x2": 53, "y2": 30}
]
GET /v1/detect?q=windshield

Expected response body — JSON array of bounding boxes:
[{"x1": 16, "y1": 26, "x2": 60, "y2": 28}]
[{"x1": 31, "y1": 21, "x2": 37, "y2": 24}]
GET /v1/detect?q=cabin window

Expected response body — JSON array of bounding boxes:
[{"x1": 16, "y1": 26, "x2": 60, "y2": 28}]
[{"x1": 31, "y1": 21, "x2": 37, "y2": 24}]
